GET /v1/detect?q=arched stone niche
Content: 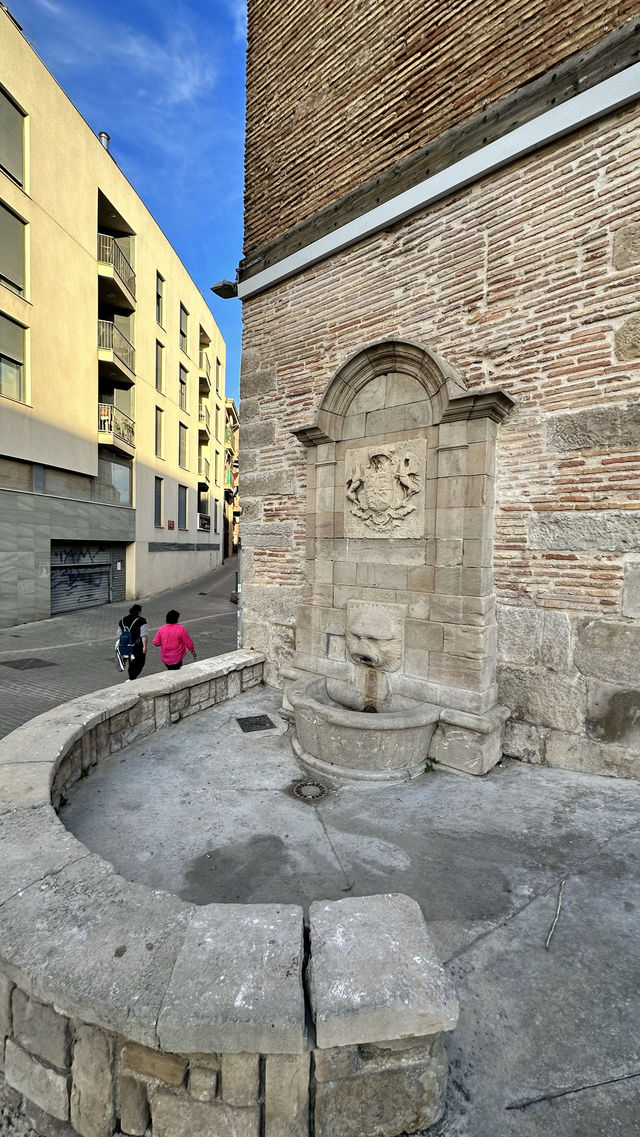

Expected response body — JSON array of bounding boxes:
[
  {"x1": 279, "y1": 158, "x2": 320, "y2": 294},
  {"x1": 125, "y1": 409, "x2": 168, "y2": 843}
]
[{"x1": 290, "y1": 340, "x2": 515, "y2": 775}]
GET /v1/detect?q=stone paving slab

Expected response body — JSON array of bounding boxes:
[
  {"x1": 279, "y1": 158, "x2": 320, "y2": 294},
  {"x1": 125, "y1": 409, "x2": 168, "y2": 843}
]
[
  {"x1": 157, "y1": 904, "x2": 307, "y2": 1055},
  {"x1": 0, "y1": 856, "x2": 193, "y2": 1049},
  {"x1": 309, "y1": 894, "x2": 458, "y2": 1048}
]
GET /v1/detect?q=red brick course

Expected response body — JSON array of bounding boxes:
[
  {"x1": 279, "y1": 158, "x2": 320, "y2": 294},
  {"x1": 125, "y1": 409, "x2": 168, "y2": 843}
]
[
  {"x1": 245, "y1": 0, "x2": 635, "y2": 251},
  {"x1": 241, "y1": 103, "x2": 640, "y2": 612}
]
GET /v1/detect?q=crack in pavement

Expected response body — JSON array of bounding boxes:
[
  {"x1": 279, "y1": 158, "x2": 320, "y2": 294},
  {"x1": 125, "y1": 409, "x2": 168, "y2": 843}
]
[
  {"x1": 506, "y1": 1069, "x2": 640, "y2": 1110},
  {"x1": 445, "y1": 819, "x2": 640, "y2": 965}
]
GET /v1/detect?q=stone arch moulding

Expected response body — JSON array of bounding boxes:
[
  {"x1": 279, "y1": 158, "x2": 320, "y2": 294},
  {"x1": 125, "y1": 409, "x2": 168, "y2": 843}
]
[{"x1": 291, "y1": 339, "x2": 515, "y2": 446}]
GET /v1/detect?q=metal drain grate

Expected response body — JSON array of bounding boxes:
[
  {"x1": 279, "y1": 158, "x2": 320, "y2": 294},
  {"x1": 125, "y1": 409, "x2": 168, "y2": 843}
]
[
  {"x1": 292, "y1": 780, "x2": 328, "y2": 802},
  {"x1": 0, "y1": 658, "x2": 55, "y2": 670},
  {"x1": 236, "y1": 714, "x2": 276, "y2": 733}
]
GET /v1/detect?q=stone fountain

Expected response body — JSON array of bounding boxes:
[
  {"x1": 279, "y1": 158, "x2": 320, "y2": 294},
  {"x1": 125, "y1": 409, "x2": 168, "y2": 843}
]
[{"x1": 286, "y1": 340, "x2": 514, "y2": 780}]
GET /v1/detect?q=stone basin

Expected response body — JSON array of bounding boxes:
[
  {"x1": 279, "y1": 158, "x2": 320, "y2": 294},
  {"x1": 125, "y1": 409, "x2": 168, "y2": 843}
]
[{"x1": 290, "y1": 678, "x2": 440, "y2": 781}]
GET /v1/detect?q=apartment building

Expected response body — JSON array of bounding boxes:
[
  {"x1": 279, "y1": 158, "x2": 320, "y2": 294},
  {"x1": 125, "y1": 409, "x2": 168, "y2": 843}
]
[
  {"x1": 0, "y1": 7, "x2": 226, "y2": 625},
  {"x1": 223, "y1": 397, "x2": 240, "y2": 559}
]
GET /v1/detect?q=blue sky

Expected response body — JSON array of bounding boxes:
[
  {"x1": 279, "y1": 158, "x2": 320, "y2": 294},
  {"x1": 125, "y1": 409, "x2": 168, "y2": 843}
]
[{"x1": 9, "y1": 0, "x2": 246, "y2": 402}]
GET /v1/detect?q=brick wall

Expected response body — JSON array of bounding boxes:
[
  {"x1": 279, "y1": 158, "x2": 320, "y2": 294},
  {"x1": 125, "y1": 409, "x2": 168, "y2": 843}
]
[
  {"x1": 244, "y1": 0, "x2": 635, "y2": 251},
  {"x1": 240, "y1": 102, "x2": 640, "y2": 774}
]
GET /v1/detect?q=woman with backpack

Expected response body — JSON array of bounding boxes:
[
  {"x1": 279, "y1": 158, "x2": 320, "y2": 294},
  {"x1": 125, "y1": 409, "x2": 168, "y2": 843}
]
[{"x1": 116, "y1": 603, "x2": 149, "y2": 681}]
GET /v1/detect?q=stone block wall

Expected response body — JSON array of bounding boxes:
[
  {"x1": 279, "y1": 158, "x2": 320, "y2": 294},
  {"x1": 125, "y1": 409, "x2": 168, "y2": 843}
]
[
  {"x1": 239, "y1": 101, "x2": 640, "y2": 779},
  {"x1": 0, "y1": 655, "x2": 458, "y2": 1137}
]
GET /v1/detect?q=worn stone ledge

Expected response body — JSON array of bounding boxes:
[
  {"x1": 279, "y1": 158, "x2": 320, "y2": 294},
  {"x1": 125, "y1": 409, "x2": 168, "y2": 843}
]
[{"x1": 0, "y1": 650, "x2": 457, "y2": 1137}]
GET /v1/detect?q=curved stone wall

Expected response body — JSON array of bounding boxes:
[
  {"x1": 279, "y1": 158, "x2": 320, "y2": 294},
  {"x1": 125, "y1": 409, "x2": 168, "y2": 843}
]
[{"x1": 0, "y1": 651, "x2": 458, "y2": 1137}]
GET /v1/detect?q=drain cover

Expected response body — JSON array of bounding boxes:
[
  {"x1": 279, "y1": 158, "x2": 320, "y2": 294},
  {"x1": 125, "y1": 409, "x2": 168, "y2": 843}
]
[
  {"x1": 292, "y1": 780, "x2": 328, "y2": 802},
  {"x1": 0, "y1": 658, "x2": 55, "y2": 670},
  {"x1": 236, "y1": 714, "x2": 276, "y2": 733}
]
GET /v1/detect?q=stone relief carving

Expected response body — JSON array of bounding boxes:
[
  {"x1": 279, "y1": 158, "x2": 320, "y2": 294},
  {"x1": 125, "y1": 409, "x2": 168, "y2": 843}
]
[
  {"x1": 345, "y1": 441, "x2": 426, "y2": 537},
  {"x1": 345, "y1": 600, "x2": 405, "y2": 672}
]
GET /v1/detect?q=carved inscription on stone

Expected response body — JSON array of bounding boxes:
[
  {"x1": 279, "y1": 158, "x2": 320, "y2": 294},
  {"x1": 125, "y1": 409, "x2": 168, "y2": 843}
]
[{"x1": 345, "y1": 439, "x2": 426, "y2": 537}]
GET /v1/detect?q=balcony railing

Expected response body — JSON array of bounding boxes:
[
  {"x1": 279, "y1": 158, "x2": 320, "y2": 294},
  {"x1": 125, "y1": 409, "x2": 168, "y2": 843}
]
[
  {"x1": 98, "y1": 403, "x2": 135, "y2": 448},
  {"x1": 97, "y1": 234, "x2": 136, "y2": 298},
  {"x1": 198, "y1": 404, "x2": 210, "y2": 431},
  {"x1": 197, "y1": 513, "x2": 211, "y2": 532},
  {"x1": 198, "y1": 456, "x2": 210, "y2": 482},
  {"x1": 98, "y1": 320, "x2": 135, "y2": 373},
  {"x1": 199, "y1": 350, "x2": 211, "y2": 378}
]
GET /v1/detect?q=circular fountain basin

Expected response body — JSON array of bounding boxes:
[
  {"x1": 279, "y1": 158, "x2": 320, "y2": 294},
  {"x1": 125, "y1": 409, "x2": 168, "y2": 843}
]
[{"x1": 290, "y1": 679, "x2": 440, "y2": 781}]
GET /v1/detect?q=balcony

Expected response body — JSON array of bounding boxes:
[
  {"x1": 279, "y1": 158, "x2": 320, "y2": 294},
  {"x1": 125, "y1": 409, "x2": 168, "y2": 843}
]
[
  {"x1": 197, "y1": 513, "x2": 211, "y2": 532},
  {"x1": 198, "y1": 455, "x2": 210, "y2": 486},
  {"x1": 198, "y1": 403, "x2": 211, "y2": 437},
  {"x1": 98, "y1": 320, "x2": 135, "y2": 384},
  {"x1": 98, "y1": 403, "x2": 135, "y2": 457},
  {"x1": 198, "y1": 350, "x2": 211, "y2": 393},
  {"x1": 224, "y1": 425, "x2": 235, "y2": 451},
  {"x1": 97, "y1": 234, "x2": 136, "y2": 309}
]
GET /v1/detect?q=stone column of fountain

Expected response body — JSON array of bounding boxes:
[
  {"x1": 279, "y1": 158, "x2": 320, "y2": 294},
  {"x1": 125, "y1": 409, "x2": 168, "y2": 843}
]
[{"x1": 286, "y1": 340, "x2": 514, "y2": 780}]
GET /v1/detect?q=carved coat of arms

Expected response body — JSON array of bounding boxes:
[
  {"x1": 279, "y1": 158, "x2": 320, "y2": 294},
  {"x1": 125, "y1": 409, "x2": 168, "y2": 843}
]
[{"x1": 346, "y1": 446, "x2": 422, "y2": 532}]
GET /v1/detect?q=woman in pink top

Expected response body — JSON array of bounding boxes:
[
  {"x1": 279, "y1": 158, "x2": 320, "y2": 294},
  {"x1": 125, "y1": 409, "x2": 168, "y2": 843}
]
[{"x1": 153, "y1": 610, "x2": 197, "y2": 670}]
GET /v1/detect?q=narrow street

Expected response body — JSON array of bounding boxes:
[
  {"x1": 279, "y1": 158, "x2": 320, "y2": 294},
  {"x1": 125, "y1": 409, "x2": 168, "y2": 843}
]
[{"x1": 0, "y1": 558, "x2": 239, "y2": 739}]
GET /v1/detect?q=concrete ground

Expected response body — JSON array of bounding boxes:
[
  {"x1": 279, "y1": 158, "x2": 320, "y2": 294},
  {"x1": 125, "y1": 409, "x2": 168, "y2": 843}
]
[
  {"x1": 0, "y1": 558, "x2": 239, "y2": 739},
  {"x1": 59, "y1": 685, "x2": 640, "y2": 1137}
]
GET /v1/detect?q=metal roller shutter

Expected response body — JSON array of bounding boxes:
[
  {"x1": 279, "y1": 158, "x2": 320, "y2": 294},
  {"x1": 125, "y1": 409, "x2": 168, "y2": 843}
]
[{"x1": 50, "y1": 543, "x2": 112, "y2": 614}]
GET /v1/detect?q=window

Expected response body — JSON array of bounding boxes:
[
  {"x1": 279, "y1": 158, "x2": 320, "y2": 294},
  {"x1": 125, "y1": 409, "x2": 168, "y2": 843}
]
[
  {"x1": 0, "y1": 88, "x2": 24, "y2": 186},
  {"x1": 0, "y1": 312, "x2": 25, "y2": 402},
  {"x1": 178, "y1": 484, "x2": 188, "y2": 530},
  {"x1": 155, "y1": 272, "x2": 165, "y2": 326},
  {"x1": 179, "y1": 364, "x2": 188, "y2": 410},
  {"x1": 155, "y1": 341, "x2": 164, "y2": 392},
  {"x1": 215, "y1": 449, "x2": 221, "y2": 484},
  {"x1": 178, "y1": 422, "x2": 188, "y2": 469},
  {"x1": 215, "y1": 404, "x2": 221, "y2": 439},
  {"x1": 97, "y1": 456, "x2": 132, "y2": 506},
  {"x1": 179, "y1": 304, "x2": 189, "y2": 353},
  {"x1": 154, "y1": 477, "x2": 163, "y2": 527},
  {"x1": 215, "y1": 356, "x2": 221, "y2": 393},
  {"x1": 155, "y1": 406, "x2": 164, "y2": 458},
  {"x1": 0, "y1": 203, "x2": 25, "y2": 294}
]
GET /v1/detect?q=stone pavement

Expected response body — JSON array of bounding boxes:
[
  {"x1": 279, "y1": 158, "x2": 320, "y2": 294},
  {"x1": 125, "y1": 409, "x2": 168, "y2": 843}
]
[
  {"x1": 0, "y1": 558, "x2": 238, "y2": 739},
  {"x1": 59, "y1": 684, "x2": 640, "y2": 1137}
]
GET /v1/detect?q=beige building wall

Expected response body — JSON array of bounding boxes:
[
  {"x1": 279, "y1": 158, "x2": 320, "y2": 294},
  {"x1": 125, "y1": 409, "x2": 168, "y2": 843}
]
[{"x1": 0, "y1": 9, "x2": 226, "y2": 624}]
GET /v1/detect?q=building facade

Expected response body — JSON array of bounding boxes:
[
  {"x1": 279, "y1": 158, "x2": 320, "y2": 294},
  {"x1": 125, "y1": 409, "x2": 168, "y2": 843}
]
[
  {"x1": 239, "y1": 2, "x2": 640, "y2": 778},
  {"x1": 224, "y1": 397, "x2": 240, "y2": 559},
  {"x1": 0, "y1": 8, "x2": 227, "y2": 625}
]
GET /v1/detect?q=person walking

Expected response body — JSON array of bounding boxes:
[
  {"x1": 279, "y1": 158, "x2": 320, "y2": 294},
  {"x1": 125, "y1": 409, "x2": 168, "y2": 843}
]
[
  {"x1": 153, "y1": 609, "x2": 197, "y2": 670},
  {"x1": 117, "y1": 603, "x2": 148, "y2": 681}
]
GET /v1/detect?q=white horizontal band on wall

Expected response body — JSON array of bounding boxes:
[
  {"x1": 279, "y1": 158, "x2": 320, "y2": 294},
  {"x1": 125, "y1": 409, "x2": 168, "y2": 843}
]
[{"x1": 238, "y1": 62, "x2": 640, "y2": 300}]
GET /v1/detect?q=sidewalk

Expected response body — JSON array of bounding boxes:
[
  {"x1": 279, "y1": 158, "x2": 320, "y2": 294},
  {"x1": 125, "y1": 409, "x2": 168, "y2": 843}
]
[{"x1": 0, "y1": 558, "x2": 239, "y2": 739}]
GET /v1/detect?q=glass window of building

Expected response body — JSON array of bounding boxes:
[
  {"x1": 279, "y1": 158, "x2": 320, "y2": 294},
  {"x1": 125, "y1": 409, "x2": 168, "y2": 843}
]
[
  {"x1": 179, "y1": 303, "x2": 189, "y2": 353},
  {"x1": 0, "y1": 202, "x2": 25, "y2": 294},
  {"x1": 96, "y1": 456, "x2": 132, "y2": 506},
  {"x1": 215, "y1": 357, "x2": 221, "y2": 393},
  {"x1": 0, "y1": 88, "x2": 24, "y2": 186},
  {"x1": 178, "y1": 484, "x2": 187, "y2": 530},
  {"x1": 0, "y1": 311, "x2": 25, "y2": 402},
  {"x1": 156, "y1": 272, "x2": 165, "y2": 326},
  {"x1": 154, "y1": 476, "x2": 163, "y2": 527},
  {"x1": 155, "y1": 341, "x2": 164, "y2": 392},
  {"x1": 179, "y1": 364, "x2": 188, "y2": 410},
  {"x1": 178, "y1": 422, "x2": 188, "y2": 468},
  {"x1": 155, "y1": 406, "x2": 164, "y2": 458}
]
